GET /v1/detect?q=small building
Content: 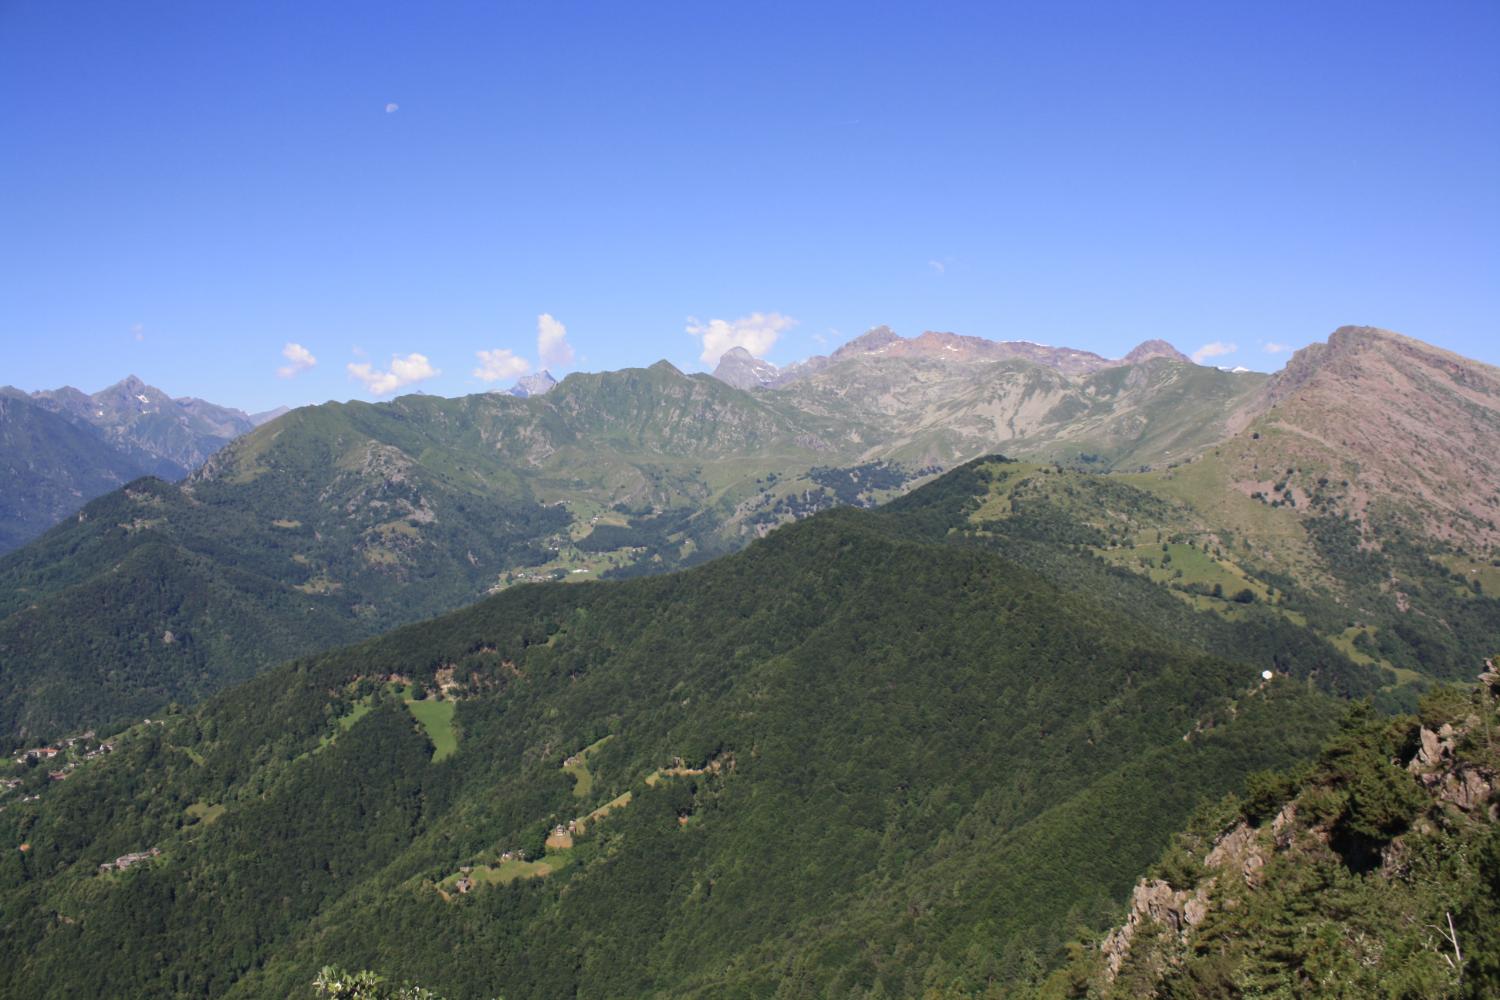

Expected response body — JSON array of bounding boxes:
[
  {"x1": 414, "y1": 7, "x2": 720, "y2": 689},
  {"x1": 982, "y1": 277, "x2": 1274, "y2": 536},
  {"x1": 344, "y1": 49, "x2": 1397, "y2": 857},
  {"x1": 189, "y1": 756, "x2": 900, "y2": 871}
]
[{"x1": 100, "y1": 847, "x2": 161, "y2": 873}]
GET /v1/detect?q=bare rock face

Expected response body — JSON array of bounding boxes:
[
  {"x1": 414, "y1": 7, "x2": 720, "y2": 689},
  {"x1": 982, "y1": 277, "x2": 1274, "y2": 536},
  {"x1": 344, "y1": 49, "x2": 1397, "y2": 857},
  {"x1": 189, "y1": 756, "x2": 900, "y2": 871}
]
[
  {"x1": 507, "y1": 371, "x2": 558, "y2": 398},
  {"x1": 1101, "y1": 879, "x2": 1212, "y2": 981},
  {"x1": 1205, "y1": 821, "x2": 1267, "y2": 887},
  {"x1": 1412, "y1": 726, "x2": 1447, "y2": 771},
  {"x1": 711, "y1": 348, "x2": 783, "y2": 390},
  {"x1": 1438, "y1": 768, "x2": 1494, "y2": 814},
  {"x1": 1404, "y1": 694, "x2": 1496, "y2": 817}
]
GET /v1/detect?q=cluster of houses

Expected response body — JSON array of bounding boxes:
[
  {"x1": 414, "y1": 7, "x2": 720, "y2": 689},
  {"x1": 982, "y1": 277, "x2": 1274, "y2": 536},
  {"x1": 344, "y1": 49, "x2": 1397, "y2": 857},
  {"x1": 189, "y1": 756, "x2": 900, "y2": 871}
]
[
  {"x1": 99, "y1": 847, "x2": 160, "y2": 873},
  {"x1": 12, "y1": 731, "x2": 114, "y2": 770}
]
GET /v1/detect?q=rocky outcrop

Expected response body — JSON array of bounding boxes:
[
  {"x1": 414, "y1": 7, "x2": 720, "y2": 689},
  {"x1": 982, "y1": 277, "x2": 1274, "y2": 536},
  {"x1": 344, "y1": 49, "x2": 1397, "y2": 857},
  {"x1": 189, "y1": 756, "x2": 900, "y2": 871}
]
[
  {"x1": 1101, "y1": 670, "x2": 1500, "y2": 989},
  {"x1": 1408, "y1": 720, "x2": 1497, "y2": 818},
  {"x1": 1100, "y1": 879, "x2": 1212, "y2": 980}
]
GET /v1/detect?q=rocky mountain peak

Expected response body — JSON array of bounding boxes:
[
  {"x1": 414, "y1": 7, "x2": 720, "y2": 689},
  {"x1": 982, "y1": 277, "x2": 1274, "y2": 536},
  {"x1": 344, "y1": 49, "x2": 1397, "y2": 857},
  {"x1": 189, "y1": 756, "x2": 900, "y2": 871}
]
[
  {"x1": 1123, "y1": 339, "x2": 1191, "y2": 365},
  {"x1": 831, "y1": 325, "x2": 902, "y2": 360},
  {"x1": 507, "y1": 371, "x2": 558, "y2": 398},
  {"x1": 712, "y1": 347, "x2": 783, "y2": 390}
]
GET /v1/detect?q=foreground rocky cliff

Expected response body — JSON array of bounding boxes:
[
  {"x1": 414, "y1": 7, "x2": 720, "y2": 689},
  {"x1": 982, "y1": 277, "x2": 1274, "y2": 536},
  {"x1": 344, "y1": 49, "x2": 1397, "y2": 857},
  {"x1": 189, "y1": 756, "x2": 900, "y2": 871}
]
[{"x1": 1070, "y1": 662, "x2": 1500, "y2": 998}]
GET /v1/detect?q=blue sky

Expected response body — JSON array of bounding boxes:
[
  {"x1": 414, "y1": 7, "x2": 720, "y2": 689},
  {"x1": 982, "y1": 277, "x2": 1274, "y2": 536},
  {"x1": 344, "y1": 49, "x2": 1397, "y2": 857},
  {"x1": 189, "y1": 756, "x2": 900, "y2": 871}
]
[{"x1": 2, "y1": 1, "x2": 1496, "y2": 411}]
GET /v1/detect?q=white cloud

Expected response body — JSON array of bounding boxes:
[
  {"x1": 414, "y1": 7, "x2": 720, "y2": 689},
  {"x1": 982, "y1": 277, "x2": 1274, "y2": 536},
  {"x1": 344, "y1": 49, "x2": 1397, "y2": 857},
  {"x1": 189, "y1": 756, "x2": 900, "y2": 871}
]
[
  {"x1": 347, "y1": 352, "x2": 439, "y2": 395},
  {"x1": 685, "y1": 312, "x2": 797, "y2": 365},
  {"x1": 536, "y1": 313, "x2": 574, "y2": 368},
  {"x1": 1190, "y1": 341, "x2": 1238, "y2": 365},
  {"x1": 473, "y1": 348, "x2": 530, "y2": 383},
  {"x1": 928, "y1": 259, "x2": 946, "y2": 275},
  {"x1": 276, "y1": 342, "x2": 318, "y2": 378},
  {"x1": 131, "y1": 322, "x2": 145, "y2": 342},
  {"x1": 1262, "y1": 341, "x2": 1292, "y2": 354},
  {"x1": 385, "y1": 102, "x2": 400, "y2": 113}
]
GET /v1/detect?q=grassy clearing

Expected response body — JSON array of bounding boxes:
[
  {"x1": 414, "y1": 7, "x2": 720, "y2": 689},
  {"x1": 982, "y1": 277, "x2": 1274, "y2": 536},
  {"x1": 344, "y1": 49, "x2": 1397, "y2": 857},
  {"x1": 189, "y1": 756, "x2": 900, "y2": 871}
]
[
  {"x1": 965, "y1": 464, "x2": 1044, "y2": 523},
  {"x1": 562, "y1": 736, "x2": 613, "y2": 799},
  {"x1": 1126, "y1": 455, "x2": 1316, "y2": 570},
  {"x1": 185, "y1": 802, "x2": 225, "y2": 825},
  {"x1": 1096, "y1": 542, "x2": 1270, "y2": 600},
  {"x1": 1434, "y1": 554, "x2": 1500, "y2": 596},
  {"x1": 339, "y1": 701, "x2": 373, "y2": 731},
  {"x1": 1328, "y1": 626, "x2": 1381, "y2": 667},
  {"x1": 439, "y1": 849, "x2": 576, "y2": 897},
  {"x1": 578, "y1": 791, "x2": 632, "y2": 831},
  {"x1": 405, "y1": 699, "x2": 457, "y2": 761},
  {"x1": 316, "y1": 699, "x2": 374, "y2": 751}
]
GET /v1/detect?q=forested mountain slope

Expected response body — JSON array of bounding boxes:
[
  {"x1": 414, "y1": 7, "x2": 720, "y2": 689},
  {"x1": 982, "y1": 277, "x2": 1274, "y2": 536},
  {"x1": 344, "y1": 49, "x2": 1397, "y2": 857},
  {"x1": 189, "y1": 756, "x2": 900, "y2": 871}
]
[{"x1": 0, "y1": 458, "x2": 1369, "y2": 998}]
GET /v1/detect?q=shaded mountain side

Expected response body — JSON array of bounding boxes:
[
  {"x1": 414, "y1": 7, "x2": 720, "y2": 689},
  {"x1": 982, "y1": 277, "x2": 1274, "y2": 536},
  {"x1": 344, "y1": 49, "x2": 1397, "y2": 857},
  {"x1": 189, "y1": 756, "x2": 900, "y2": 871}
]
[
  {"x1": 0, "y1": 395, "x2": 170, "y2": 553},
  {"x1": 0, "y1": 536, "x2": 364, "y2": 741},
  {"x1": 1, "y1": 376, "x2": 263, "y2": 552},
  {"x1": 1070, "y1": 670, "x2": 1500, "y2": 999},
  {"x1": 28, "y1": 375, "x2": 255, "y2": 473},
  {"x1": 0, "y1": 461, "x2": 1357, "y2": 999}
]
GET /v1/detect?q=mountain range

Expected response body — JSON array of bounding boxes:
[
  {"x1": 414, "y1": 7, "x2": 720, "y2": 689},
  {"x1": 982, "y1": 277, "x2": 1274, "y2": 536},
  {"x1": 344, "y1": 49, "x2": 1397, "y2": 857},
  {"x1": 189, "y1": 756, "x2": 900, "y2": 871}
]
[
  {"x1": 1, "y1": 326, "x2": 1496, "y2": 745},
  {"x1": 710, "y1": 327, "x2": 1193, "y2": 389},
  {"x1": 1, "y1": 324, "x2": 1498, "y2": 996},
  {"x1": 0, "y1": 377, "x2": 266, "y2": 553}
]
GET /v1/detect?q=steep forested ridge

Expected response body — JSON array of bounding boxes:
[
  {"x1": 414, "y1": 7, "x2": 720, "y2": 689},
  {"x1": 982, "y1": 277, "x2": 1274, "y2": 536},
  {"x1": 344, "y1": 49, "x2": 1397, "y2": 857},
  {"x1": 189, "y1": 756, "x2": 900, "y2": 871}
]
[{"x1": 0, "y1": 459, "x2": 1363, "y2": 998}]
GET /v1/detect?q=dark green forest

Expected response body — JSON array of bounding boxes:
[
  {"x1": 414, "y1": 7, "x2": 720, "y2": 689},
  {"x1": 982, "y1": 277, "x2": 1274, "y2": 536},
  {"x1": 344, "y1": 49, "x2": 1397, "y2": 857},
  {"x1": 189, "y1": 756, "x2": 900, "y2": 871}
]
[{"x1": 0, "y1": 458, "x2": 1400, "y2": 998}]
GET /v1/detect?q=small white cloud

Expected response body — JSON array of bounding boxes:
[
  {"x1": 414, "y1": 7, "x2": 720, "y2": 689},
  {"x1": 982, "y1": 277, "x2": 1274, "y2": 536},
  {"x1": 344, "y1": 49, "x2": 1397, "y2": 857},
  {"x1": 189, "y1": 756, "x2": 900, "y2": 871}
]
[
  {"x1": 385, "y1": 102, "x2": 400, "y2": 113},
  {"x1": 928, "y1": 259, "x2": 946, "y2": 275},
  {"x1": 131, "y1": 323, "x2": 144, "y2": 342},
  {"x1": 1191, "y1": 341, "x2": 1238, "y2": 365},
  {"x1": 473, "y1": 348, "x2": 530, "y2": 383},
  {"x1": 685, "y1": 312, "x2": 797, "y2": 365},
  {"x1": 276, "y1": 342, "x2": 318, "y2": 378},
  {"x1": 1262, "y1": 341, "x2": 1291, "y2": 354},
  {"x1": 537, "y1": 313, "x2": 574, "y2": 368},
  {"x1": 347, "y1": 352, "x2": 439, "y2": 395}
]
